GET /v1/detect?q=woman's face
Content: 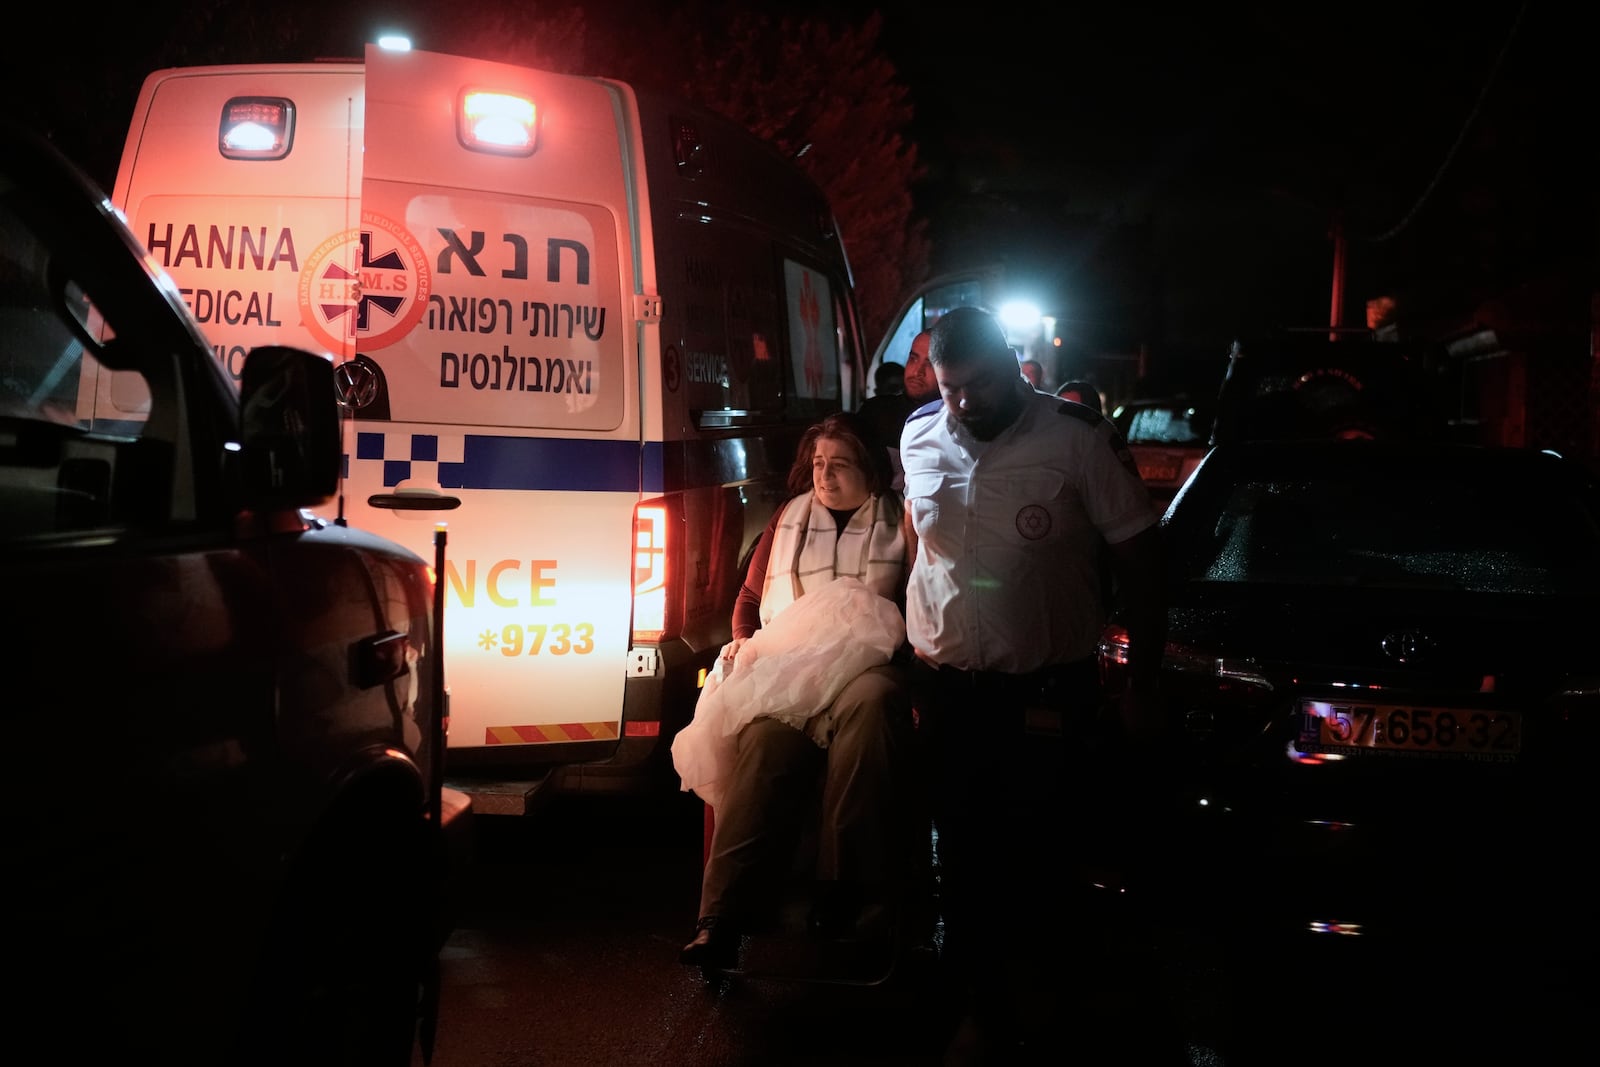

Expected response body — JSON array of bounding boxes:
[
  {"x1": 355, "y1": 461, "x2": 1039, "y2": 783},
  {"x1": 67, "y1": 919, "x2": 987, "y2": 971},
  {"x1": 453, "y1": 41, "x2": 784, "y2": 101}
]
[{"x1": 811, "y1": 435, "x2": 871, "y2": 511}]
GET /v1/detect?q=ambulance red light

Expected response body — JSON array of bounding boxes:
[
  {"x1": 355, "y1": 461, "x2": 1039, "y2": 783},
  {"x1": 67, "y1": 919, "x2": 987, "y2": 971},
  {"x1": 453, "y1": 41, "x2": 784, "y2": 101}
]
[
  {"x1": 672, "y1": 118, "x2": 705, "y2": 178},
  {"x1": 218, "y1": 97, "x2": 295, "y2": 160},
  {"x1": 459, "y1": 90, "x2": 537, "y2": 155},
  {"x1": 631, "y1": 502, "x2": 669, "y2": 642}
]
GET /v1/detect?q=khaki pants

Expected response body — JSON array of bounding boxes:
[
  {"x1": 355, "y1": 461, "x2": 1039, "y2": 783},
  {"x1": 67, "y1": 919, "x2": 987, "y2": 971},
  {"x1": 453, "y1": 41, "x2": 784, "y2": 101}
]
[{"x1": 696, "y1": 663, "x2": 914, "y2": 929}]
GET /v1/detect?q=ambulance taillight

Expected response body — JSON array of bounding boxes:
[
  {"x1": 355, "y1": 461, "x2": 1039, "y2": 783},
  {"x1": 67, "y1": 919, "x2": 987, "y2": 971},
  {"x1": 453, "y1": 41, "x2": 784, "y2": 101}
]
[
  {"x1": 218, "y1": 98, "x2": 295, "y2": 160},
  {"x1": 459, "y1": 89, "x2": 537, "y2": 155},
  {"x1": 631, "y1": 502, "x2": 670, "y2": 642}
]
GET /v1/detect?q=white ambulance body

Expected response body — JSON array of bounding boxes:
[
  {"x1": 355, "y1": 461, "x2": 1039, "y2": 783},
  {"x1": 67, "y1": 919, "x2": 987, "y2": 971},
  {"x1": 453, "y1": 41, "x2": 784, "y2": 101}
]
[{"x1": 113, "y1": 44, "x2": 866, "y2": 810}]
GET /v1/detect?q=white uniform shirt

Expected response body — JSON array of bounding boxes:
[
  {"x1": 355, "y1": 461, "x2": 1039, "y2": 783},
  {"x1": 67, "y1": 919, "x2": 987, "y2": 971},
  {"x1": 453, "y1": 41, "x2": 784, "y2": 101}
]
[{"x1": 900, "y1": 391, "x2": 1159, "y2": 674}]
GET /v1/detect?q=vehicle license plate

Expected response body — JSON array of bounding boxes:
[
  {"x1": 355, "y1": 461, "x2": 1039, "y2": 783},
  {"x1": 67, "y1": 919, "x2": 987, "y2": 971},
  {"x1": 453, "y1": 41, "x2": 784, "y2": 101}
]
[
  {"x1": 1297, "y1": 700, "x2": 1521, "y2": 761},
  {"x1": 1139, "y1": 460, "x2": 1179, "y2": 483}
]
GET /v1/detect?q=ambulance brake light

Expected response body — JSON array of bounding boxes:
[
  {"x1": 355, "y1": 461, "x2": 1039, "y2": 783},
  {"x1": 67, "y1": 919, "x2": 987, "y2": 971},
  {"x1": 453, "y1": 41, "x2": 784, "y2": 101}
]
[
  {"x1": 459, "y1": 90, "x2": 537, "y2": 155},
  {"x1": 219, "y1": 98, "x2": 295, "y2": 160},
  {"x1": 631, "y1": 503, "x2": 669, "y2": 642}
]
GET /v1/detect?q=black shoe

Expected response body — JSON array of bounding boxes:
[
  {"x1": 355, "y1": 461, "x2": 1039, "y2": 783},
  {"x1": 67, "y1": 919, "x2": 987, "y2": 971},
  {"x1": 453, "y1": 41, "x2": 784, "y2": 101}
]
[{"x1": 679, "y1": 916, "x2": 739, "y2": 970}]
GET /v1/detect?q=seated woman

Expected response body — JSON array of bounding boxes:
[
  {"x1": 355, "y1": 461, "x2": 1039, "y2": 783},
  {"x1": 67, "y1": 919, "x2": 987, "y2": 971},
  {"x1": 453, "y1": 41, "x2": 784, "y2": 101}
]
[{"x1": 679, "y1": 412, "x2": 914, "y2": 970}]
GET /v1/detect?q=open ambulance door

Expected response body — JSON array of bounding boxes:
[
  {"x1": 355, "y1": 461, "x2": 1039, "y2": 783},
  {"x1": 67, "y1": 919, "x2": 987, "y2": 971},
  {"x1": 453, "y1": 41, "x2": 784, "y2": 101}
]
[
  {"x1": 866, "y1": 266, "x2": 1011, "y2": 392},
  {"x1": 346, "y1": 44, "x2": 642, "y2": 778}
]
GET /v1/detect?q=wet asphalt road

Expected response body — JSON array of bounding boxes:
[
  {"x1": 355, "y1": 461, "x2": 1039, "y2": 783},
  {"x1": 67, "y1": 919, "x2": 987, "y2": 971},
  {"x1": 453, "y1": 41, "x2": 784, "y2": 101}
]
[{"x1": 412, "y1": 790, "x2": 1592, "y2": 1067}]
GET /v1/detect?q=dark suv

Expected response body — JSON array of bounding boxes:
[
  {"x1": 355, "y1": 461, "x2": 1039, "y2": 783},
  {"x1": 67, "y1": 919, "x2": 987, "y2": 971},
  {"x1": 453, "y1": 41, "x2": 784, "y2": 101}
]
[
  {"x1": 3, "y1": 120, "x2": 464, "y2": 1066},
  {"x1": 1208, "y1": 331, "x2": 1450, "y2": 446}
]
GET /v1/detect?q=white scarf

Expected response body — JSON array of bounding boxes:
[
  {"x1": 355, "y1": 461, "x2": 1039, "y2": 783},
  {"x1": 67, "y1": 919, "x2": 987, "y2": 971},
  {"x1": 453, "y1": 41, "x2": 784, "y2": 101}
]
[{"x1": 759, "y1": 490, "x2": 906, "y2": 627}]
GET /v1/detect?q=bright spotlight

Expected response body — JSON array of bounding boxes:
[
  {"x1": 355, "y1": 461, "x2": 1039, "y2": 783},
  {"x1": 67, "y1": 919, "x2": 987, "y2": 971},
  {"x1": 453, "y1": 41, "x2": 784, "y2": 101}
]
[{"x1": 997, "y1": 299, "x2": 1042, "y2": 338}]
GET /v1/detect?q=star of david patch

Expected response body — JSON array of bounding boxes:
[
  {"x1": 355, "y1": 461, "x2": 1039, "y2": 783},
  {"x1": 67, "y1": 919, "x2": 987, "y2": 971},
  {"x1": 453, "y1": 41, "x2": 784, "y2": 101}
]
[{"x1": 1016, "y1": 504, "x2": 1051, "y2": 540}]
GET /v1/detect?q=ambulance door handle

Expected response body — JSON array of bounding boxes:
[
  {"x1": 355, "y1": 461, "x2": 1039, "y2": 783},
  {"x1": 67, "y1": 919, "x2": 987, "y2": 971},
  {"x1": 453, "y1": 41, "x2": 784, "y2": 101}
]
[{"x1": 369, "y1": 488, "x2": 463, "y2": 511}]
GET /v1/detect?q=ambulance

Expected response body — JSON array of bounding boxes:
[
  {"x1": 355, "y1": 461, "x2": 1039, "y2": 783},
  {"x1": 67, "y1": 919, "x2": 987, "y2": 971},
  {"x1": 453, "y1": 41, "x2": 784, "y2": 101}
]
[{"x1": 112, "y1": 42, "x2": 869, "y2": 812}]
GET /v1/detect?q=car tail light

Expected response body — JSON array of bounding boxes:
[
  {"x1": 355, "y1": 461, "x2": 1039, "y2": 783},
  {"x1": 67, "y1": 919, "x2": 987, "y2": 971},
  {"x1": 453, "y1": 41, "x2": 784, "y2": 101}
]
[
  {"x1": 1100, "y1": 621, "x2": 1277, "y2": 743},
  {"x1": 631, "y1": 500, "x2": 675, "y2": 643},
  {"x1": 1096, "y1": 622, "x2": 1131, "y2": 677},
  {"x1": 1099, "y1": 623, "x2": 1270, "y2": 690}
]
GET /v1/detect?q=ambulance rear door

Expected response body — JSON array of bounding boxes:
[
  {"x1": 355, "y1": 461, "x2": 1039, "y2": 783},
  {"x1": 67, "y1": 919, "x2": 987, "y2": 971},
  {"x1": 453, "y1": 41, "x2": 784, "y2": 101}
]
[
  {"x1": 105, "y1": 61, "x2": 366, "y2": 399},
  {"x1": 348, "y1": 46, "x2": 642, "y2": 769}
]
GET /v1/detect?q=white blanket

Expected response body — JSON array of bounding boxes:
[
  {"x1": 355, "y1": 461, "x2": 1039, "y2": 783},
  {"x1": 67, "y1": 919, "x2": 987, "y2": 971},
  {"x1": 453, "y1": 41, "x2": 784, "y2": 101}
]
[{"x1": 671, "y1": 576, "x2": 905, "y2": 810}]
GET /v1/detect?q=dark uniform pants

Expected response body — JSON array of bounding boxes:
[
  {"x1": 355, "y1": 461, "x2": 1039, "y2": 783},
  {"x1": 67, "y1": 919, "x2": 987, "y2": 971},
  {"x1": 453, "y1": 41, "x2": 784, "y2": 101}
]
[{"x1": 910, "y1": 656, "x2": 1112, "y2": 1025}]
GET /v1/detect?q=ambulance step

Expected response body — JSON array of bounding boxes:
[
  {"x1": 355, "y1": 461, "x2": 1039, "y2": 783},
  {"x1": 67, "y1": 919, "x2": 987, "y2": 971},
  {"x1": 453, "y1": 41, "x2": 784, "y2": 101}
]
[{"x1": 442, "y1": 774, "x2": 554, "y2": 817}]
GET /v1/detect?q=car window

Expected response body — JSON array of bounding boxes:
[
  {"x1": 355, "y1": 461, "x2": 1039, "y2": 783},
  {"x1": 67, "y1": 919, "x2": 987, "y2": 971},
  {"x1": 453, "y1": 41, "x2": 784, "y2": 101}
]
[
  {"x1": 1125, "y1": 403, "x2": 1209, "y2": 446},
  {"x1": 1184, "y1": 469, "x2": 1600, "y2": 595},
  {"x1": 0, "y1": 201, "x2": 92, "y2": 422},
  {"x1": 1, "y1": 176, "x2": 160, "y2": 543}
]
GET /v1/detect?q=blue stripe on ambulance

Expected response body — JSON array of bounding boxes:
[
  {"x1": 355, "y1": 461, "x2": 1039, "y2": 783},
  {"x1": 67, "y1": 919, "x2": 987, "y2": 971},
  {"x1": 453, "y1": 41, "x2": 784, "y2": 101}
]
[{"x1": 347, "y1": 431, "x2": 666, "y2": 493}]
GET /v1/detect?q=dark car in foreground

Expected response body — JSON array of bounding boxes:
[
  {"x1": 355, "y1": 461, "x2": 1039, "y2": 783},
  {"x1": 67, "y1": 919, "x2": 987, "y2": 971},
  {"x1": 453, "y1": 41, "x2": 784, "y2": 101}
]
[
  {"x1": 1099, "y1": 440, "x2": 1600, "y2": 970},
  {"x1": 3, "y1": 121, "x2": 467, "y2": 1065}
]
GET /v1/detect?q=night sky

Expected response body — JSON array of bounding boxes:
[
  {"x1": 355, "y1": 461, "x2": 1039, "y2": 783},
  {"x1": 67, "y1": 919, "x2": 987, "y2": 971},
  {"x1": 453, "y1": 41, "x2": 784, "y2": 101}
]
[
  {"x1": 874, "y1": 1, "x2": 1592, "y2": 379},
  {"x1": 11, "y1": 1, "x2": 1593, "y2": 391}
]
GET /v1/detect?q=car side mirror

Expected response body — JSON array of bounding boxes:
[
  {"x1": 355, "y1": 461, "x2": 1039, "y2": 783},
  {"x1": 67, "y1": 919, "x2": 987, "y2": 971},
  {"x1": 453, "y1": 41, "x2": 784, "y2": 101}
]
[{"x1": 238, "y1": 345, "x2": 340, "y2": 509}]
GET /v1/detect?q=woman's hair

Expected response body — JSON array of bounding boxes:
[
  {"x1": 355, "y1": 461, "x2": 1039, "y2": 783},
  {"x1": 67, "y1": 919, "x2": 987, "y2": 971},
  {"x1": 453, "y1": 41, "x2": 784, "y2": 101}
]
[{"x1": 786, "y1": 411, "x2": 892, "y2": 497}]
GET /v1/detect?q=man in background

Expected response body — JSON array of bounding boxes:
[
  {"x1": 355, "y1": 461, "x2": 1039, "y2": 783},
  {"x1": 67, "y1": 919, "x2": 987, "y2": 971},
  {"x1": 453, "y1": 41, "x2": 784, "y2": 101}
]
[
  {"x1": 864, "y1": 336, "x2": 931, "y2": 491},
  {"x1": 859, "y1": 361, "x2": 917, "y2": 455},
  {"x1": 900, "y1": 329, "x2": 939, "y2": 407}
]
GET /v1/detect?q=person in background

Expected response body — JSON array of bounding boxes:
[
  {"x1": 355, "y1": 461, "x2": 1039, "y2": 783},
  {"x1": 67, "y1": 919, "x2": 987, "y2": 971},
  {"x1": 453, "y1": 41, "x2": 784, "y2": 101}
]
[
  {"x1": 900, "y1": 328, "x2": 939, "y2": 407},
  {"x1": 1019, "y1": 359, "x2": 1045, "y2": 390},
  {"x1": 1056, "y1": 379, "x2": 1104, "y2": 414},
  {"x1": 898, "y1": 306, "x2": 1172, "y2": 1062},
  {"x1": 679, "y1": 412, "x2": 915, "y2": 971},
  {"x1": 858, "y1": 360, "x2": 919, "y2": 491}
]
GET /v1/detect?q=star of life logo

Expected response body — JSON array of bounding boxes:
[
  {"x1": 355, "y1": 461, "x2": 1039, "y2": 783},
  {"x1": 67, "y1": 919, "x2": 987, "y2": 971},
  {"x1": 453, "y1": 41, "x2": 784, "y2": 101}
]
[{"x1": 299, "y1": 212, "x2": 432, "y2": 357}]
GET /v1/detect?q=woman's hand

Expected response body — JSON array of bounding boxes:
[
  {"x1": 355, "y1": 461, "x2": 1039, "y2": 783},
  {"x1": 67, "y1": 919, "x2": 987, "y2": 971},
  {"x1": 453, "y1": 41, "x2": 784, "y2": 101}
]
[{"x1": 720, "y1": 637, "x2": 747, "y2": 666}]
